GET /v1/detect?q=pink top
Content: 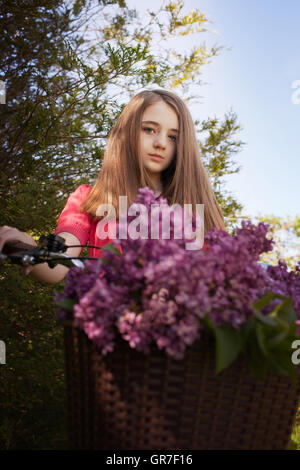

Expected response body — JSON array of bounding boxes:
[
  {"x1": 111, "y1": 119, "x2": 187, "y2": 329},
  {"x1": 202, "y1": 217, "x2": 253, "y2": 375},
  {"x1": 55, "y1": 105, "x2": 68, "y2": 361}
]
[
  {"x1": 54, "y1": 184, "x2": 115, "y2": 259},
  {"x1": 54, "y1": 184, "x2": 209, "y2": 258}
]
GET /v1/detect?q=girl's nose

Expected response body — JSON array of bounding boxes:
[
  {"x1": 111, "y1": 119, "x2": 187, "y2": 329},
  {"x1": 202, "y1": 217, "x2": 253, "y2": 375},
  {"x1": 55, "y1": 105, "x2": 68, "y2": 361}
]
[{"x1": 154, "y1": 133, "x2": 167, "y2": 149}]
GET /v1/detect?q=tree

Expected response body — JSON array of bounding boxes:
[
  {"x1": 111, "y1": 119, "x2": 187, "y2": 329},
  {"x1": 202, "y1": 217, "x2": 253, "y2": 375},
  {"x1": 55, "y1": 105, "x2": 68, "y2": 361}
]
[
  {"x1": 0, "y1": 0, "x2": 245, "y2": 449},
  {"x1": 0, "y1": 0, "x2": 243, "y2": 235},
  {"x1": 196, "y1": 111, "x2": 245, "y2": 228},
  {"x1": 255, "y1": 214, "x2": 300, "y2": 270}
]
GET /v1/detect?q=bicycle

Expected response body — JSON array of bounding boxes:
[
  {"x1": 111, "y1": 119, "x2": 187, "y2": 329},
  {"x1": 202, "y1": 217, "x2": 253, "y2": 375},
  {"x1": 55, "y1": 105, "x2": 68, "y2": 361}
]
[
  {"x1": 0, "y1": 234, "x2": 101, "y2": 270},
  {"x1": 0, "y1": 233, "x2": 270, "y2": 271}
]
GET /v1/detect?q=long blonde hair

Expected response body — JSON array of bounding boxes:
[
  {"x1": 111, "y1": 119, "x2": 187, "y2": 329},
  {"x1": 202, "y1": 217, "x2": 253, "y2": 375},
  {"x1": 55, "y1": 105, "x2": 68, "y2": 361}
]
[{"x1": 80, "y1": 89, "x2": 225, "y2": 233}]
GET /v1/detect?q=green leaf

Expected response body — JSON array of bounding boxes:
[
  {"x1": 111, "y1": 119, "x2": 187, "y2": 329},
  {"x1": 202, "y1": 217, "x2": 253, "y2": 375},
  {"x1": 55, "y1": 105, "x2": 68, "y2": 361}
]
[
  {"x1": 253, "y1": 307, "x2": 278, "y2": 327},
  {"x1": 54, "y1": 298, "x2": 76, "y2": 312},
  {"x1": 248, "y1": 349, "x2": 268, "y2": 379},
  {"x1": 267, "y1": 327, "x2": 289, "y2": 349},
  {"x1": 253, "y1": 293, "x2": 296, "y2": 328},
  {"x1": 240, "y1": 316, "x2": 255, "y2": 345},
  {"x1": 255, "y1": 323, "x2": 269, "y2": 356},
  {"x1": 253, "y1": 292, "x2": 276, "y2": 310},
  {"x1": 276, "y1": 297, "x2": 297, "y2": 325},
  {"x1": 101, "y1": 243, "x2": 121, "y2": 256},
  {"x1": 267, "y1": 346, "x2": 298, "y2": 381},
  {"x1": 202, "y1": 314, "x2": 215, "y2": 331},
  {"x1": 245, "y1": 292, "x2": 299, "y2": 379},
  {"x1": 213, "y1": 323, "x2": 243, "y2": 374}
]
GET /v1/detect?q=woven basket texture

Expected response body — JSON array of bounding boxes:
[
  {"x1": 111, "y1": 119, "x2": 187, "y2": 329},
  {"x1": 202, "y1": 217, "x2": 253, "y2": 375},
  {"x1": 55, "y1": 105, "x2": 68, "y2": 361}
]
[{"x1": 63, "y1": 325, "x2": 300, "y2": 450}]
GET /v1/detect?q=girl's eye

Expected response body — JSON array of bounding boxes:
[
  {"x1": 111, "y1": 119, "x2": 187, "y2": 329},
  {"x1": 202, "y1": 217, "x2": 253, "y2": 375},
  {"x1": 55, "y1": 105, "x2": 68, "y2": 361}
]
[
  {"x1": 142, "y1": 127, "x2": 177, "y2": 142},
  {"x1": 143, "y1": 127, "x2": 155, "y2": 134}
]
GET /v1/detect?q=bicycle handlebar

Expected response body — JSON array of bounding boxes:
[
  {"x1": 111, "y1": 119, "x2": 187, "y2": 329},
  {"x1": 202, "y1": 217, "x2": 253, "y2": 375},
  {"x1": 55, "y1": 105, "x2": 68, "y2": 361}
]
[
  {"x1": 2, "y1": 240, "x2": 39, "y2": 255},
  {"x1": 1, "y1": 234, "x2": 270, "y2": 272},
  {"x1": 0, "y1": 234, "x2": 101, "y2": 269}
]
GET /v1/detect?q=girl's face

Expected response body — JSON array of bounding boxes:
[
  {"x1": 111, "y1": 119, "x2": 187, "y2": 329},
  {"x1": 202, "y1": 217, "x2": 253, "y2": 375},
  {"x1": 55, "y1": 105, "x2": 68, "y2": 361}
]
[{"x1": 139, "y1": 101, "x2": 178, "y2": 183}]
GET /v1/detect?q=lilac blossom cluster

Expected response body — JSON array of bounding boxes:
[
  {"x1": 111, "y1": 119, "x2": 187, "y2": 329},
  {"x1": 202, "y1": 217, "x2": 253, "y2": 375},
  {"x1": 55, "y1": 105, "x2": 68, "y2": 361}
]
[
  {"x1": 264, "y1": 260, "x2": 300, "y2": 317},
  {"x1": 55, "y1": 187, "x2": 300, "y2": 359}
]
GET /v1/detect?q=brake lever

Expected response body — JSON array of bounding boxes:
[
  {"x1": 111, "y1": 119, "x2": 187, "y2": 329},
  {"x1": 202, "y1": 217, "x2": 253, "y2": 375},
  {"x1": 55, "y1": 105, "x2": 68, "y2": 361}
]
[
  {"x1": 44, "y1": 252, "x2": 86, "y2": 269},
  {"x1": 0, "y1": 247, "x2": 42, "y2": 267},
  {"x1": 1, "y1": 234, "x2": 101, "y2": 270},
  {"x1": 0, "y1": 247, "x2": 86, "y2": 269}
]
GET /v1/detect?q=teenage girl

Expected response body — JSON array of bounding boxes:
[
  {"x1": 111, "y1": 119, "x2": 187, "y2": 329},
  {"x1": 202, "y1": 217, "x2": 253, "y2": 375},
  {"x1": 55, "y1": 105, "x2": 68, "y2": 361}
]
[{"x1": 0, "y1": 89, "x2": 225, "y2": 284}]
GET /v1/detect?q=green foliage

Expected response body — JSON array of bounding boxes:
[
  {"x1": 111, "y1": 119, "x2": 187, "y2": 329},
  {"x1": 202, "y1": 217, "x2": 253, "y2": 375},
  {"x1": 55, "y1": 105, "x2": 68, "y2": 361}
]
[
  {"x1": 212, "y1": 322, "x2": 243, "y2": 374},
  {"x1": 196, "y1": 112, "x2": 245, "y2": 229},
  {"x1": 0, "y1": 0, "x2": 243, "y2": 233},
  {"x1": 0, "y1": 266, "x2": 67, "y2": 449},
  {"x1": 166, "y1": 1, "x2": 207, "y2": 34},
  {"x1": 290, "y1": 419, "x2": 300, "y2": 450},
  {"x1": 255, "y1": 214, "x2": 300, "y2": 270},
  {"x1": 206, "y1": 293, "x2": 299, "y2": 382}
]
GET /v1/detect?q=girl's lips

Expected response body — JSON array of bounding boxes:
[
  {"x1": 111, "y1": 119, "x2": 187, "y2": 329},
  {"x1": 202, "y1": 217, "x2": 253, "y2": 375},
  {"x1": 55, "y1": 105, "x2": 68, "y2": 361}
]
[{"x1": 149, "y1": 154, "x2": 164, "y2": 160}]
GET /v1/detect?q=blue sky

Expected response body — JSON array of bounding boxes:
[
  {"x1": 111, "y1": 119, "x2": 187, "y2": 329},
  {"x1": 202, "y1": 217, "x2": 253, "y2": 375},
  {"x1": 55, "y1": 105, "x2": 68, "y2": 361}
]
[{"x1": 127, "y1": 0, "x2": 300, "y2": 219}]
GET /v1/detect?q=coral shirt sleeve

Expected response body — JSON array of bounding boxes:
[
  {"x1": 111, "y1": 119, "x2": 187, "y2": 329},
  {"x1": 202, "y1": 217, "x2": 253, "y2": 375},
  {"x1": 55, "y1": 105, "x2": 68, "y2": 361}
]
[{"x1": 54, "y1": 184, "x2": 92, "y2": 246}]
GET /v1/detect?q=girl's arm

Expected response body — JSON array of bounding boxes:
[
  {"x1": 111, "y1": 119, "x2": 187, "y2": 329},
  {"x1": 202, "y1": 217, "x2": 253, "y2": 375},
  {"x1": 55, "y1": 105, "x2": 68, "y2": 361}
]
[{"x1": 0, "y1": 226, "x2": 81, "y2": 285}]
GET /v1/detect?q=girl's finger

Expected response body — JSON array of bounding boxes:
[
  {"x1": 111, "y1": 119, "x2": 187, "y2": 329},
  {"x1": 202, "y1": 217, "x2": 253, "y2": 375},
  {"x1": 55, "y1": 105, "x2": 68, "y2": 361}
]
[{"x1": 23, "y1": 266, "x2": 34, "y2": 276}]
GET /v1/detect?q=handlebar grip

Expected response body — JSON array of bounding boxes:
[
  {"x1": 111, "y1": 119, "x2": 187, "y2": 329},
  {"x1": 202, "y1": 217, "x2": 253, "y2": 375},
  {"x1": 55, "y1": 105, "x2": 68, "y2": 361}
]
[{"x1": 2, "y1": 240, "x2": 37, "y2": 255}]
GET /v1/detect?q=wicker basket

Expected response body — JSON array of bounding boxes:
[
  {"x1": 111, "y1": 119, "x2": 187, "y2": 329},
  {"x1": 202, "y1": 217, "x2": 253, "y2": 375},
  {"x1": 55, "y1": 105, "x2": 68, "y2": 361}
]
[{"x1": 63, "y1": 324, "x2": 300, "y2": 450}]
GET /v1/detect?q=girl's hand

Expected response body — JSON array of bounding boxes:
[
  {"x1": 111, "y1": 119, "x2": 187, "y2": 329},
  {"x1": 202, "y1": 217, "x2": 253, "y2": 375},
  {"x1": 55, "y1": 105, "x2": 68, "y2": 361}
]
[{"x1": 0, "y1": 226, "x2": 38, "y2": 276}]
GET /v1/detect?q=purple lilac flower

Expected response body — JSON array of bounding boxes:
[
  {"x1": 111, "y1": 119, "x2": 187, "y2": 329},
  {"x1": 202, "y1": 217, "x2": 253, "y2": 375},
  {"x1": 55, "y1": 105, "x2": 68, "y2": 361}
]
[
  {"x1": 73, "y1": 277, "x2": 129, "y2": 354},
  {"x1": 54, "y1": 259, "x2": 104, "y2": 321},
  {"x1": 234, "y1": 220, "x2": 275, "y2": 259},
  {"x1": 142, "y1": 227, "x2": 272, "y2": 331},
  {"x1": 54, "y1": 187, "x2": 300, "y2": 359},
  {"x1": 263, "y1": 260, "x2": 300, "y2": 315}
]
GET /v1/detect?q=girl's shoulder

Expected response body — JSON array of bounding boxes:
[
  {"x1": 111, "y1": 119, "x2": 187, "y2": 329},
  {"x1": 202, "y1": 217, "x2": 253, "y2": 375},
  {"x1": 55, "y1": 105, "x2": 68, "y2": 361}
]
[
  {"x1": 72, "y1": 184, "x2": 93, "y2": 199},
  {"x1": 57, "y1": 184, "x2": 93, "y2": 219},
  {"x1": 54, "y1": 184, "x2": 93, "y2": 246}
]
